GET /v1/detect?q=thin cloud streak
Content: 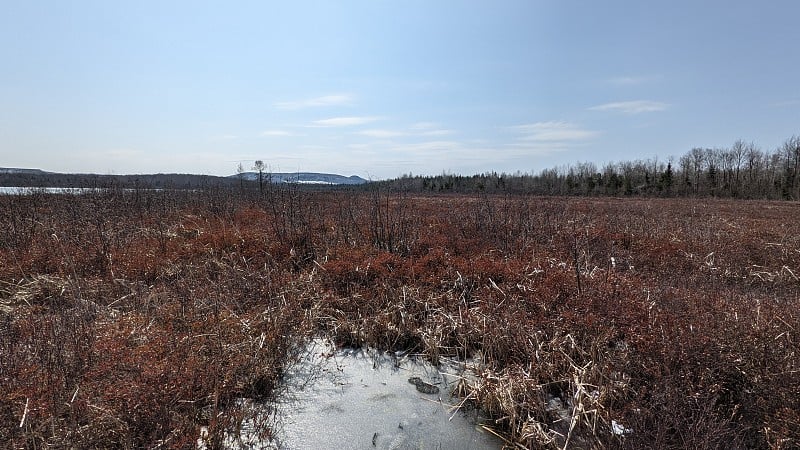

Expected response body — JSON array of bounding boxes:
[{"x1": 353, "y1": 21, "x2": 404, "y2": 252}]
[
  {"x1": 410, "y1": 122, "x2": 439, "y2": 130},
  {"x1": 357, "y1": 129, "x2": 406, "y2": 138},
  {"x1": 420, "y1": 129, "x2": 454, "y2": 136},
  {"x1": 309, "y1": 116, "x2": 382, "y2": 127},
  {"x1": 274, "y1": 94, "x2": 353, "y2": 110},
  {"x1": 607, "y1": 75, "x2": 659, "y2": 86},
  {"x1": 356, "y1": 127, "x2": 454, "y2": 138},
  {"x1": 510, "y1": 121, "x2": 598, "y2": 141},
  {"x1": 588, "y1": 100, "x2": 669, "y2": 114},
  {"x1": 261, "y1": 130, "x2": 294, "y2": 137},
  {"x1": 408, "y1": 122, "x2": 454, "y2": 136},
  {"x1": 504, "y1": 142, "x2": 574, "y2": 155},
  {"x1": 501, "y1": 121, "x2": 598, "y2": 157}
]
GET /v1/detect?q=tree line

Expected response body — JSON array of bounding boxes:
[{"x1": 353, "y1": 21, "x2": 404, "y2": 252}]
[{"x1": 380, "y1": 136, "x2": 800, "y2": 200}]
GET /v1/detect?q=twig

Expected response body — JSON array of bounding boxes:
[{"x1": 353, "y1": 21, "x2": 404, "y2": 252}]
[
  {"x1": 479, "y1": 425, "x2": 523, "y2": 448},
  {"x1": 19, "y1": 397, "x2": 29, "y2": 428},
  {"x1": 488, "y1": 278, "x2": 505, "y2": 297},
  {"x1": 447, "y1": 390, "x2": 477, "y2": 421}
]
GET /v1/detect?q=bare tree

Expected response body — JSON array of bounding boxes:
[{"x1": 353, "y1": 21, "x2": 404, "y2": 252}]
[
  {"x1": 253, "y1": 160, "x2": 266, "y2": 193},
  {"x1": 236, "y1": 162, "x2": 246, "y2": 190},
  {"x1": 690, "y1": 148, "x2": 705, "y2": 195},
  {"x1": 730, "y1": 140, "x2": 747, "y2": 193},
  {"x1": 780, "y1": 136, "x2": 800, "y2": 199},
  {"x1": 744, "y1": 143, "x2": 763, "y2": 196}
]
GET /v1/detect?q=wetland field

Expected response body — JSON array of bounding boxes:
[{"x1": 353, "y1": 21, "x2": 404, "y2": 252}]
[{"x1": 1, "y1": 187, "x2": 798, "y2": 449}]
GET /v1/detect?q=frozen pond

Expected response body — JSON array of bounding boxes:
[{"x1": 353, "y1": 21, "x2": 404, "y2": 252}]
[
  {"x1": 0, "y1": 186, "x2": 99, "y2": 195},
  {"x1": 201, "y1": 340, "x2": 504, "y2": 449},
  {"x1": 0, "y1": 186, "x2": 166, "y2": 195}
]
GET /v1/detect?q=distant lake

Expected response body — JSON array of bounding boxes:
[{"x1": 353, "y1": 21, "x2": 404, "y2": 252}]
[{"x1": 0, "y1": 187, "x2": 164, "y2": 195}]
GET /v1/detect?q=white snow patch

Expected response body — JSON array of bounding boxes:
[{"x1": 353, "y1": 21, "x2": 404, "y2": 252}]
[{"x1": 612, "y1": 419, "x2": 632, "y2": 435}]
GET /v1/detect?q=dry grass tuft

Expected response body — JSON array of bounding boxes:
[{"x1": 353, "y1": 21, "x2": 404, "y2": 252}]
[{"x1": 1, "y1": 191, "x2": 798, "y2": 448}]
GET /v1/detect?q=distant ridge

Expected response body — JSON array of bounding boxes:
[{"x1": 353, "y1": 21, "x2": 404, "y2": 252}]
[
  {"x1": 232, "y1": 172, "x2": 369, "y2": 185},
  {"x1": 0, "y1": 168, "x2": 240, "y2": 189},
  {"x1": 0, "y1": 167, "x2": 369, "y2": 188},
  {"x1": 0, "y1": 168, "x2": 49, "y2": 175}
]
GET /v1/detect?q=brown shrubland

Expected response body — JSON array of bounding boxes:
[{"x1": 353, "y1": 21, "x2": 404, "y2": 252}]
[{"x1": 0, "y1": 187, "x2": 798, "y2": 448}]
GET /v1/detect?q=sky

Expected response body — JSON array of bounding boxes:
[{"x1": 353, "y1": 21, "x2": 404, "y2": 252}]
[{"x1": 1, "y1": 1, "x2": 799, "y2": 179}]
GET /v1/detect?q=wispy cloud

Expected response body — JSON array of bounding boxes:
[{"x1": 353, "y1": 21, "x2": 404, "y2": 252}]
[
  {"x1": 420, "y1": 129, "x2": 453, "y2": 136},
  {"x1": 505, "y1": 142, "x2": 572, "y2": 153},
  {"x1": 410, "y1": 122, "x2": 439, "y2": 130},
  {"x1": 356, "y1": 125, "x2": 454, "y2": 138},
  {"x1": 501, "y1": 121, "x2": 598, "y2": 157},
  {"x1": 105, "y1": 148, "x2": 145, "y2": 159},
  {"x1": 274, "y1": 94, "x2": 353, "y2": 110},
  {"x1": 399, "y1": 140, "x2": 462, "y2": 154},
  {"x1": 607, "y1": 75, "x2": 659, "y2": 86},
  {"x1": 261, "y1": 129, "x2": 294, "y2": 137},
  {"x1": 357, "y1": 129, "x2": 406, "y2": 138},
  {"x1": 409, "y1": 122, "x2": 453, "y2": 136},
  {"x1": 510, "y1": 121, "x2": 598, "y2": 142},
  {"x1": 588, "y1": 100, "x2": 669, "y2": 114},
  {"x1": 310, "y1": 116, "x2": 382, "y2": 127}
]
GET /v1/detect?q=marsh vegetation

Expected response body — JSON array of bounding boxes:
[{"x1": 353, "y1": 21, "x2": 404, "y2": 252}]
[{"x1": 1, "y1": 186, "x2": 798, "y2": 448}]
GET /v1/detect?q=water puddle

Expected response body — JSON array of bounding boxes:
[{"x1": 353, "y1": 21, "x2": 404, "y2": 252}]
[{"x1": 200, "y1": 339, "x2": 504, "y2": 449}]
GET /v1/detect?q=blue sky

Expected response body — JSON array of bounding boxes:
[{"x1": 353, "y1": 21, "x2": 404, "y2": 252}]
[{"x1": 1, "y1": 1, "x2": 798, "y2": 179}]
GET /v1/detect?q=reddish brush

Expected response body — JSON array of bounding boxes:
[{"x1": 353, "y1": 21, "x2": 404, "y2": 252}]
[{"x1": 0, "y1": 190, "x2": 797, "y2": 448}]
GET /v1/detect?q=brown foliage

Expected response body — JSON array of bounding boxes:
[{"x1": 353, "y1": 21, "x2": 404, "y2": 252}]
[{"x1": 0, "y1": 190, "x2": 798, "y2": 448}]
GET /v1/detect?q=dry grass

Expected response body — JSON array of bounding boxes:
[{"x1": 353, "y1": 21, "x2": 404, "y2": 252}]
[{"x1": 1, "y1": 189, "x2": 798, "y2": 448}]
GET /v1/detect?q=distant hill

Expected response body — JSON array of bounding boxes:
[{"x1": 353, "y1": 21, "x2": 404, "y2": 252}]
[
  {"x1": 0, "y1": 167, "x2": 369, "y2": 189},
  {"x1": 0, "y1": 168, "x2": 50, "y2": 175},
  {"x1": 0, "y1": 168, "x2": 241, "y2": 189},
  {"x1": 232, "y1": 172, "x2": 369, "y2": 185}
]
